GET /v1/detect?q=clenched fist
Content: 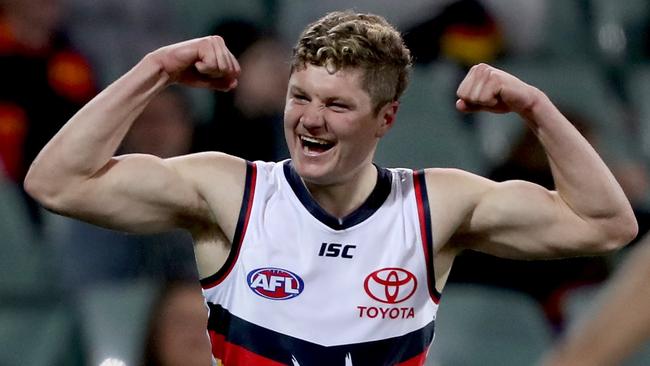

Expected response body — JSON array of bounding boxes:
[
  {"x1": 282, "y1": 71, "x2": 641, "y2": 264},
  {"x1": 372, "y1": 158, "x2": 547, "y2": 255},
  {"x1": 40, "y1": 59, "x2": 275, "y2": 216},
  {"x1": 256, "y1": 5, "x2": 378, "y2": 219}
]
[
  {"x1": 456, "y1": 63, "x2": 542, "y2": 116},
  {"x1": 148, "y1": 36, "x2": 241, "y2": 91}
]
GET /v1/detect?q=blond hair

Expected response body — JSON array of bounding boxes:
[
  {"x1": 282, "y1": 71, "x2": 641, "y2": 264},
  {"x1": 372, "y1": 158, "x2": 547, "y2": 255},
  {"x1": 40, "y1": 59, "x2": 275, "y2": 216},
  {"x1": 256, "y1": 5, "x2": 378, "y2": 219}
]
[{"x1": 291, "y1": 11, "x2": 412, "y2": 114}]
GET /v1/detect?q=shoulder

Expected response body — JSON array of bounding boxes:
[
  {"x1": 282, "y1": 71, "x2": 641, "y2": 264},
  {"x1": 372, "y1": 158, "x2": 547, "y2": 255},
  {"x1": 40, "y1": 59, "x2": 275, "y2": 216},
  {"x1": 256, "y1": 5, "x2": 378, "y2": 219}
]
[
  {"x1": 422, "y1": 167, "x2": 497, "y2": 196},
  {"x1": 167, "y1": 151, "x2": 246, "y2": 175},
  {"x1": 166, "y1": 152, "x2": 249, "y2": 231},
  {"x1": 382, "y1": 166, "x2": 496, "y2": 200},
  {"x1": 165, "y1": 151, "x2": 253, "y2": 191},
  {"x1": 420, "y1": 168, "x2": 499, "y2": 243}
]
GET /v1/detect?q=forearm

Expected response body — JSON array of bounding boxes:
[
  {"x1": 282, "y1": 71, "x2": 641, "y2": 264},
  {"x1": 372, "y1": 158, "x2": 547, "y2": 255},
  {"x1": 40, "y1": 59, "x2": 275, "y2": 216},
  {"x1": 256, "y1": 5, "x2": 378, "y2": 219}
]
[
  {"x1": 25, "y1": 54, "x2": 169, "y2": 197},
  {"x1": 523, "y1": 92, "x2": 637, "y2": 247}
]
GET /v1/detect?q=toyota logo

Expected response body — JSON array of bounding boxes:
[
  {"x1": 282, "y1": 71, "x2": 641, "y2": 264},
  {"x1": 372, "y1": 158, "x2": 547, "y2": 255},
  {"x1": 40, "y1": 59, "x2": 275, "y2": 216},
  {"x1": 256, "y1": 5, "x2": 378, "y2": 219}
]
[{"x1": 364, "y1": 268, "x2": 417, "y2": 304}]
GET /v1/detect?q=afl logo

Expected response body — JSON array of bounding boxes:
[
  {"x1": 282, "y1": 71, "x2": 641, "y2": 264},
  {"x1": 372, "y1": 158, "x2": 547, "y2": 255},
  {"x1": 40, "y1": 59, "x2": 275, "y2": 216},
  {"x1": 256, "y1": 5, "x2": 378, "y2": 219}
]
[
  {"x1": 247, "y1": 268, "x2": 304, "y2": 300},
  {"x1": 364, "y1": 268, "x2": 417, "y2": 304}
]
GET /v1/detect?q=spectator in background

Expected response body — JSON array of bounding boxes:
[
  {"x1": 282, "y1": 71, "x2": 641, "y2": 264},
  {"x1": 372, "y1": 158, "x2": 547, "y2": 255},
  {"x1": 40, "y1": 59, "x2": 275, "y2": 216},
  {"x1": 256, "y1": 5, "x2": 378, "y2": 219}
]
[
  {"x1": 192, "y1": 19, "x2": 290, "y2": 161},
  {"x1": 0, "y1": 0, "x2": 96, "y2": 229},
  {"x1": 403, "y1": 0, "x2": 503, "y2": 68},
  {"x1": 402, "y1": 0, "x2": 504, "y2": 131}
]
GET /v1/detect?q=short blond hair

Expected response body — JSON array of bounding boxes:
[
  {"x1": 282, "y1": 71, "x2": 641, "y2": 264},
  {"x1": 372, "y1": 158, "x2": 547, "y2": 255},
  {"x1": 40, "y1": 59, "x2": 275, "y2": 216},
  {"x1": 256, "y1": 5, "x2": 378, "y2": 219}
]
[{"x1": 291, "y1": 11, "x2": 412, "y2": 114}]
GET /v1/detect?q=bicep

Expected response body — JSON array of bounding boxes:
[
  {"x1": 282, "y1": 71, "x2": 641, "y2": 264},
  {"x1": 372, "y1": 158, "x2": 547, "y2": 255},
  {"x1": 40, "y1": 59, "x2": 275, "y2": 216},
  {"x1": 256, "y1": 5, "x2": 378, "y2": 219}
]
[
  {"x1": 453, "y1": 179, "x2": 601, "y2": 259},
  {"x1": 59, "y1": 153, "x2": 211, "y2": 233}
]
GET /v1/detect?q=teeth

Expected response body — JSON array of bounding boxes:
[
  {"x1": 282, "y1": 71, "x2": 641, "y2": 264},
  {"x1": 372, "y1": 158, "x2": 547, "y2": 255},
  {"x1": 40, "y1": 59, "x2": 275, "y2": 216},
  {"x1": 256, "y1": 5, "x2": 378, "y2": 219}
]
[{"x1": 301, "y1": 136, "x2": 331, "y2": 145}]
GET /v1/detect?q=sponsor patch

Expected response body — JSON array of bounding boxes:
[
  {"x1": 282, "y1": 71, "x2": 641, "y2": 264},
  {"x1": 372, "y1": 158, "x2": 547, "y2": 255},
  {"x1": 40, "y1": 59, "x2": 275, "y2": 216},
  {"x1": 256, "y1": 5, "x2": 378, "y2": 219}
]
[{"x1": 364, "y1": 268, "x2": 417, "y2": 304}]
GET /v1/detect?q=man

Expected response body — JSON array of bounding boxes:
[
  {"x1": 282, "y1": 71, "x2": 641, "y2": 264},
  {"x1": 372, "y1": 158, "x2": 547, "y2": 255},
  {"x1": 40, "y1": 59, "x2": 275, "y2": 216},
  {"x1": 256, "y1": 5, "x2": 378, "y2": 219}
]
[{"x1": 25, "y1": 11, "x2": 637, "y2": 366}]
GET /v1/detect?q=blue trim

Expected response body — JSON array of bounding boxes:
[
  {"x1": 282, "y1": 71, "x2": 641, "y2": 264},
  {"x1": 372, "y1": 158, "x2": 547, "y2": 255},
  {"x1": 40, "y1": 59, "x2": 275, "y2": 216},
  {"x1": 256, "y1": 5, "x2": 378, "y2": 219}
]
[
  {"x1": 414, "y1": 170, "x2": 441, "y2": 301},
  {"x1": 232, "y1": 161, "x2": 256, "y2": 246},
  {"x1": 283, "y1": 161, "x2": 392, "y2": 230},
  {"x1": 200, "y1": 161, "x2": 255, "y2": 288},
  {"x1": 207, "y1": 302, "x2": 435, "y2": 365}
]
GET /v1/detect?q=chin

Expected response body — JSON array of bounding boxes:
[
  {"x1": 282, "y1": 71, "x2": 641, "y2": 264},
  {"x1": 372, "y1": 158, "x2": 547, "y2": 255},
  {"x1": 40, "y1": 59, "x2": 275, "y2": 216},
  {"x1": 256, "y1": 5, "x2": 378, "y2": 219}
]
[
  {"x1": 293, "y1": 158, "x2": 327, "y2": 179},
  {"x1": 291, "y1": 156, "x2": 338, "y2": 185}
]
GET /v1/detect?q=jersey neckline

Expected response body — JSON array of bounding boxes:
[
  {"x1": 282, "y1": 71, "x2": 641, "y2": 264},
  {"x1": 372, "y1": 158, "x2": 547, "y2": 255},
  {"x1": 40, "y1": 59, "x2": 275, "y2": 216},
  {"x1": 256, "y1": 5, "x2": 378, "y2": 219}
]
[{"x1": 283, "y1": 161, "x2": 392, "y2": 231}]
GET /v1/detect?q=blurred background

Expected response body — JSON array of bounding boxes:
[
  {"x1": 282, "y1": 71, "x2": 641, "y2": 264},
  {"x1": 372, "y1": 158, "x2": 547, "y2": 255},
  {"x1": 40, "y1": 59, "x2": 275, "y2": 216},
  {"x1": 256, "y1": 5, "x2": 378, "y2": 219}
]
[{"x1": 1, "y1": 0, "x2": 649, "y2": 365}]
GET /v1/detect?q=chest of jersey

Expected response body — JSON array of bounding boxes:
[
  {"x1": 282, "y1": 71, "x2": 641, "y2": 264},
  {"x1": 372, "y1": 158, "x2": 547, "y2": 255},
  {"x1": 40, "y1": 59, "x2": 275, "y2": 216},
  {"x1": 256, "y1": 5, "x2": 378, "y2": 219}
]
[{"x1": 201, "y1": 161, "x2": 439, "y2": 365}]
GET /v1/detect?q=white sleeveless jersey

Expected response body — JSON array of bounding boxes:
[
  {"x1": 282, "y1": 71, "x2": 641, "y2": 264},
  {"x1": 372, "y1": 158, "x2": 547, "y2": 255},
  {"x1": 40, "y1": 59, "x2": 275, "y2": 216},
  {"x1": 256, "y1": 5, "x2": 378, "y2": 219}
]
[{"x1": 201, "y1": 160, "x2": 441, "y2": 366}]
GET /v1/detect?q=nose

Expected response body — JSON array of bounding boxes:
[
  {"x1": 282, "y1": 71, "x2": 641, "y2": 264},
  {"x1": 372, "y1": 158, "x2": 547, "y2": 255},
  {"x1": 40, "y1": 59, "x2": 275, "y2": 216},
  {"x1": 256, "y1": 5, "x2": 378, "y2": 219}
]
[{"x1": 299, "y1": 103, "x2": 326, "y2": 131}]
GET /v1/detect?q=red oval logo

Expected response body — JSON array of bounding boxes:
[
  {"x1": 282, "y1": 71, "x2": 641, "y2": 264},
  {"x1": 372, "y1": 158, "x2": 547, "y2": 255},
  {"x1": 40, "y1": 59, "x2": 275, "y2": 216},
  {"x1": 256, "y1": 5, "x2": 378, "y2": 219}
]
[{"x1": 364, "y1": 268, "x2": 417, "y2": 304}]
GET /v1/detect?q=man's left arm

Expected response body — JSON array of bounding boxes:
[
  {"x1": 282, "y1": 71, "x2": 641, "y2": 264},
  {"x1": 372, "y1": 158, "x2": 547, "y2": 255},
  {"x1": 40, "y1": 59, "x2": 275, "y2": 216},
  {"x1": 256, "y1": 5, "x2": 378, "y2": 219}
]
[{"x1": 449, "y1": 63, "x2": 637, "y2": 258}]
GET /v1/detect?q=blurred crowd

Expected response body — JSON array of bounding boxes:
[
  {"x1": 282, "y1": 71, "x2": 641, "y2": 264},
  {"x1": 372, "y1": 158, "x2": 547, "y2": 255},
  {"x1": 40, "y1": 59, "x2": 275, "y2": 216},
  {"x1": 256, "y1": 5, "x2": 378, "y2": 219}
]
[{"x1": 1, "y1": 0, "x2": 649, "y2": 365}]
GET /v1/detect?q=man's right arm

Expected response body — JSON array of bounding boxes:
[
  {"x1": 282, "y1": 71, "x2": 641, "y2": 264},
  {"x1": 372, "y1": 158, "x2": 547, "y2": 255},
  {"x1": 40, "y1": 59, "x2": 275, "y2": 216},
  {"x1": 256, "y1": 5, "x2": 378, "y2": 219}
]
[{"x1": 24, "y1": 37, "x2": 243, "y2": 235}]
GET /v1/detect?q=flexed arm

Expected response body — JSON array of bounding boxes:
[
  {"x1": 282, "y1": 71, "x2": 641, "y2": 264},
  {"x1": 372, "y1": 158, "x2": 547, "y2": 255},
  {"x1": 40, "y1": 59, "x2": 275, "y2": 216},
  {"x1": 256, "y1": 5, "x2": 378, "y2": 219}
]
[
  {"x1": 443, "y1": 63, "x2": 637, "y2": 258},
  {"x1": 24, "y1": 37, "x2": 243, "y2": 234}
]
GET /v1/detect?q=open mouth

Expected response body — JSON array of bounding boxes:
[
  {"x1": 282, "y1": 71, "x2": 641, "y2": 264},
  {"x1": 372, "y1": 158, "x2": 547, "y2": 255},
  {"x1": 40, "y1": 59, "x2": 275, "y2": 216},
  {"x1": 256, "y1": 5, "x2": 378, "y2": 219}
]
[{"x1": 300, "y1": 135, "x2": 335, "y2": 154}]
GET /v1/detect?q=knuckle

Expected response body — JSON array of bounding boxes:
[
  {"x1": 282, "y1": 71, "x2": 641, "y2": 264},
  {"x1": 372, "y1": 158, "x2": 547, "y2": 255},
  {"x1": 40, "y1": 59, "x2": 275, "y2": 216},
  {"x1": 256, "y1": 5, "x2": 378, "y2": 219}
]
[
  {"x1": 210, "y1": 35, "x2": 224, "y2": 45},
  {"x1": 199, "y1": 38, "x2": 212, "y2": 49}
]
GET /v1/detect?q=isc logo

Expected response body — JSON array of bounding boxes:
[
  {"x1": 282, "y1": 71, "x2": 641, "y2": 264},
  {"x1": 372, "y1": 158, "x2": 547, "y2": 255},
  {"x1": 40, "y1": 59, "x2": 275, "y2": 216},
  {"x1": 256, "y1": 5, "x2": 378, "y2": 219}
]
[
  {"x1": 247, "y1": 268, "x2": 304, "y2": 300},
  {"x1": 318, "y1": 242, "x2": 356, "y2": 259}
]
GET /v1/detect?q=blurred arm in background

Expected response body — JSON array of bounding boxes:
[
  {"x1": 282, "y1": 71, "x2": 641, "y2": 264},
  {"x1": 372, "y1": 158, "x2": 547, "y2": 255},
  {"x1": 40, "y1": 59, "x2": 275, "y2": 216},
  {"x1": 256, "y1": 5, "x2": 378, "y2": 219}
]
[{"x1": 541, "y1": 233, "x2": 650, "y2": 366}]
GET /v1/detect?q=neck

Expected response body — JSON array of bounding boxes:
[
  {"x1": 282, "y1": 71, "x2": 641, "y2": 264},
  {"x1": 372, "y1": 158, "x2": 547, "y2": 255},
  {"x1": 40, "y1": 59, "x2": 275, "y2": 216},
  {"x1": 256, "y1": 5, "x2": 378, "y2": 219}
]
[{"x1": 304, "y1": 164, "x2": 378, "y2": 219}]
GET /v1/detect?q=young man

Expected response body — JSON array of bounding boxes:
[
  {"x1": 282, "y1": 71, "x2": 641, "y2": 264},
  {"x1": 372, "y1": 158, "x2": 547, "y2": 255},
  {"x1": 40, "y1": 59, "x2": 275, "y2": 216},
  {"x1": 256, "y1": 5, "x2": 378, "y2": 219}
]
[{"x1": 25, "y1": 11, "x2": 637, "y2": 366}]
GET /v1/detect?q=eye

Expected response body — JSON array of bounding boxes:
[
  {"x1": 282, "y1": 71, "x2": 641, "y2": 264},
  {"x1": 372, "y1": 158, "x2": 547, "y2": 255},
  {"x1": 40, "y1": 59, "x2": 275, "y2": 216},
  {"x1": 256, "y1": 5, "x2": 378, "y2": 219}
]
[
  {"x1": 327, "y1": 102, "x2": 349, "y2": 112},
  {"x1": 292, "y1": 93, "x2": 309, "y2": 103}
]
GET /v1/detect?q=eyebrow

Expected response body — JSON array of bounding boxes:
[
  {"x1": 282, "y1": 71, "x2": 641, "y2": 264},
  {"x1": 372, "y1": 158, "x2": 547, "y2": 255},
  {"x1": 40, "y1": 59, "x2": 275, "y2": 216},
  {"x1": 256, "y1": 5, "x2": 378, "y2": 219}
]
[
  {"x1": 289, "y1": 86, "x2": 356, "y2": 106},
  {"x1": 289, "y1": 86, "x2": 307, "y2": 95}
]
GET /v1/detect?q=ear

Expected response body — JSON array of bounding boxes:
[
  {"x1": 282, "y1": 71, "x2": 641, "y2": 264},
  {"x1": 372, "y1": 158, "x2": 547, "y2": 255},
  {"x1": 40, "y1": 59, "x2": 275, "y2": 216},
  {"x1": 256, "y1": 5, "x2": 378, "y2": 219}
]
[{"x1": 375, "y1": 101, "x2": 399, "y2": 138}]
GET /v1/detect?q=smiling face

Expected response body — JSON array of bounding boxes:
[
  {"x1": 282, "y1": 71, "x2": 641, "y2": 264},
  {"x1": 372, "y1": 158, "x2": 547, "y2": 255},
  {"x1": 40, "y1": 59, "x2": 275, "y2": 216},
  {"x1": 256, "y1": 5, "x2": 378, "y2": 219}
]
[{"x1": 284, "y1": 64, "x2": 397, "y2": 186}]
